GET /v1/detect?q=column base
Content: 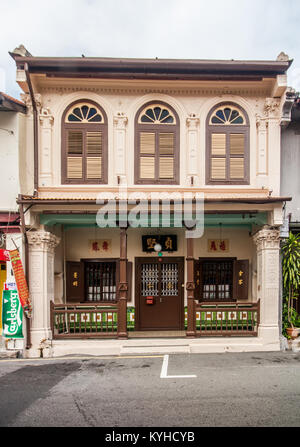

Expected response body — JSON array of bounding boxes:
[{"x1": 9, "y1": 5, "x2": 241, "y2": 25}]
[{"x1": 25, "y1": 328, "x2": 53, "y2": 358}]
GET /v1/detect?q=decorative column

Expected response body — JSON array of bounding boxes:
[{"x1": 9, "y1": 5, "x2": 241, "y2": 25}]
[
  {"x1": 186, "y1": 114, "x2": 200, "y2": 186},
  {"x1": 27, "y1": 231, "x2": 60, "y2": 356},
  {"x1": 114, "y1": 112, "x2": 128, "y2": 184},
  {"x1": 264, "y1": 98, "x2": 281, "y2": 195},
  {"x1": 118, "y1": 227, "x2": 128, "y2": 339},
  {"x1": 256, "y1": 116, "x2": 268, "y2": 177},
  {"x1": 186, "y1": 236, "x2": 196, "y2": 338},
  {"x1": 253, "y1": 226, "x2": 281, "y2": 347},
  {"x1": 39, "y1": 107, "x2": 54, "y2": 187}
]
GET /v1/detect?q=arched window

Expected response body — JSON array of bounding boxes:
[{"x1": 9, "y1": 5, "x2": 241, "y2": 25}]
[
  {"x1": 62, "y1": 100, "x2": 108, "y2": 184},
  {"x1": 135, "y1": 102, "x2": 180, "y2": 184},
  {"x1": 206, "y1": 103, "x2": 250, "y2": 184}
]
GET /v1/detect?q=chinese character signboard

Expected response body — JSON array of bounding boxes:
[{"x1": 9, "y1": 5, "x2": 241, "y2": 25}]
[
  {"x1": 142, "y1": 235, "x2": 177, "y2": 253},
  {"x1": 233, "y1": 260, "x2": 249, "y2": 301},
  {"x1": 9, "y1": 250, "x2": 32, "y2": 318},
  {"x1": 2, "y1": 290, "x2": 24, "y2": 339},
  {"x1": 208, "y1": 239, "x2": 229, "y2": 253},
  {"x1": 89, "y1": 240, "x2": 112, "y2": 255}
]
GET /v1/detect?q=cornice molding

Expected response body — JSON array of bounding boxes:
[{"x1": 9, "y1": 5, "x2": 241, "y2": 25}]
[{"x1": 39, "y1": 86, "x2": 270, "y2": 98}]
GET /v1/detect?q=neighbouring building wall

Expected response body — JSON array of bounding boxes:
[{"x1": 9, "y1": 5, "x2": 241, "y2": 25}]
[
  {"x1": 0, "y1": 112, "x2": 20, "y2": 211},
  {"x1": 281, "y1": 120, "x2": 300, "y2": 223}
]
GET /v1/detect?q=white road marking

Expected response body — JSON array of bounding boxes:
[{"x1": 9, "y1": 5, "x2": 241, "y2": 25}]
[{"x1": 160, "y1": 355, "x2": 197, "y2": 379}]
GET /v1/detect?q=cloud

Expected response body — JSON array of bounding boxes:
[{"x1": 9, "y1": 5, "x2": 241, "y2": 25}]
[{"x1": 1, "y1": 0, "x2": 300, "y2": 98}]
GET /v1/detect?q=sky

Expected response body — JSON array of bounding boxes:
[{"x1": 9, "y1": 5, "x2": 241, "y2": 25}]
[{"x1": 1, "y1": 0, "x2": 300, "y2": 99}]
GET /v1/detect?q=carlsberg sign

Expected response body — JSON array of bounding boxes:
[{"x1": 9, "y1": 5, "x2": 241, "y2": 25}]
[{"x1": 2, "y1": 290, "x2": 23, "y2": 339}]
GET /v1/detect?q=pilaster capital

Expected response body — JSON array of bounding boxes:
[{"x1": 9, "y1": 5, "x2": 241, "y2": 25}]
[
  {"x1": 39, "y1": 107, "x2": 54, "y2": 126},
  {"x1": 20, "y1": 93, "x2": 43, "y2": 114},
  {"x1": 186, "y1": 113, "x2": 200, "y2": 128},
  {"x1": 253, "y1": 226, "x2": 280, "y2": 251},
  {"x1": 113, "y1": 112, "x2": 128, "y2": 128},
  {"x1": 263, "y1": 98, "x2": 281, "y2": 119},
  {"x1": 256, "y1": 114, "x2": 267, "y2": 130},
  {"x1": 27, "y1": 231, "x2": 60, "y2": 252}
]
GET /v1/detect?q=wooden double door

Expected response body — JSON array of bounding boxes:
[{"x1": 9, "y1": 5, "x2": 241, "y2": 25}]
[{"x1": 135, "y1": 257, "x2": 184, "y2": 331}]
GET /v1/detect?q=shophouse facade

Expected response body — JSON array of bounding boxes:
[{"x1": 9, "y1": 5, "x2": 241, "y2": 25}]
[{"x1": 10, "y1": 47, "x2": 293, "y2": 357}]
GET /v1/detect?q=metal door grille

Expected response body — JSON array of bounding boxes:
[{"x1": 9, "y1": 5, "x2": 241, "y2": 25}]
[
  {"x1": 85, "y1": 262, "x2": 116, "y2": 302},
  {"x1": 203, "y1": 260, "x2": 233, "y2": 301},
  {"x1": 141, "y1": 263, "x2": 159, "y2": 296},
  {"x1": 161, "y1": 263, "x2": 178, "y2": 296}
]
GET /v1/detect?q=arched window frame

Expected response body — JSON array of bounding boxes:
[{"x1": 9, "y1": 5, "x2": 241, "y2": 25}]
[
  {"x1": 61, "y1": 99, "x2": 108, "y2": 184},
  {"x1": 206, "y1": 102, "x2": 250, "y2": 185},
  {"x1": 134, "y1": 101, "x2": 180, "y2": 185}
]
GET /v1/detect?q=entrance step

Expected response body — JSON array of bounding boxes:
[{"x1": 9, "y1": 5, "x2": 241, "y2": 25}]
[{"x1": 120, "y1": 338, "x2": 190, "y2": 355}]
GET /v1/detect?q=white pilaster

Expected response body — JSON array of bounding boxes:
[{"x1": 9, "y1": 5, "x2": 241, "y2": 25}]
[
  {"x1": 186, "y1": 114, "x2": 200, "y2": 185},
  {"x1": 39, "y1": 108, "x2": 54, "y2": 187},
  {"x1": 27, "y1": 231, "x2": 60, "y2": 357},
  {"x1": 253, "y1": 227, "x2": 280, "y2": 349},
  {"x1": 114, "y1": 112, "x2": 128, "y2": 183}
]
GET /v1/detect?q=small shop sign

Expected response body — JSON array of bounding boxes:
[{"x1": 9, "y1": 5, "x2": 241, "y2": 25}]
[
  {"x1": 2, "y1": 290, "x2": 24, "y2": 339},
  {"x1": 142, "y1": 235, "x2": 177, "y2": 253},
  {"x1": 208, "y1": 239, "x2": 229, "y2": 253},
  {"x1": 89, "y1": 239, "x2": 112, "y2": 254},
  {"x1": 0, "y1": 249, "x2": 10, "y2": 262}
]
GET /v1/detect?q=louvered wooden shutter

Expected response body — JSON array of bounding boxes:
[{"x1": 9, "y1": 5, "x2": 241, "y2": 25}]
[
  {"x1": 159, "y1": 132, "x2": 174, "y2": 179},
  {"x1": 66, "y1": 261, "x2": 85, "y2": 303},
  {"x1": 139, "y1": 132, "x2": 155, "y2": 179},
  {"x1": 233, "y1": 260, "x2": 249, "y2": 301},
  {"x1": 211, "y1": 133, "x2": 226, "y2": 180},
  {"x1": 230, "y1": 134, "x2": 245, "y2": 180},
  {"x1": 67, "y1": 131, "x2": 83, "y2": 179},
  {"x1": 86, "y1": 131, "x2": 102, "y2": 179}
]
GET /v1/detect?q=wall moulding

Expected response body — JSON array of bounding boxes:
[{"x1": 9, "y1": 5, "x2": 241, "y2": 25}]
[{"x1": 39, "y1": 86, "x2": 271, "y2": 97}]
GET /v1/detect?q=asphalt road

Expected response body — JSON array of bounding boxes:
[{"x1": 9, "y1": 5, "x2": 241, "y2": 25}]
[{"x1": 0, "y1": 351, "x2": 299, "y2": 428}]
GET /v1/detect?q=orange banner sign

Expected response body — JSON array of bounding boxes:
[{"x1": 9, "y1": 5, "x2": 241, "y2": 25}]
[{"x1": 9, "y1": 249, "x2": 32, "y2": 318}]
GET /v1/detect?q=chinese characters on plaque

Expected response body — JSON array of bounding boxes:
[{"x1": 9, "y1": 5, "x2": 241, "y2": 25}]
[
  {"x1": 89, "y1": 240, "x2": 112, "y2": 255},
  {"x1": 142, "y1": 235, "x2": 177, "y2": 253},
  {"x1": 208, "y1": 239, "x2": 229, "y2": 253}
]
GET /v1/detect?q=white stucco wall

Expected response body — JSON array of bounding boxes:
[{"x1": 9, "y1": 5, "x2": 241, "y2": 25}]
[{"x1": 0, "y1": 111, "x2": 20, "y2": 211}]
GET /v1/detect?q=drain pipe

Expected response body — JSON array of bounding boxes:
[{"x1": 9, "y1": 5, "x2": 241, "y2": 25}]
[{"x1": 24, "y1": 63, "x2": 38, "y2": 196}]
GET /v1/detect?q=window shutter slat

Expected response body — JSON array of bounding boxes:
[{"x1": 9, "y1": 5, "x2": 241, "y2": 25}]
[
  {"x1": 67, "y1": 157, "x2": 83, "y2": 179},
  {"x1": 140, "y1": 132, "x2": 155, "y2": 154},
  {"x1": 211, "y1": 158, "x2": 226, "y2": 179},
  {"x1": 86, "y1": 157, "x2": 102, "y2": 179},
  {"x1": 159, "y1": 132, "x2": 174, "y2": 155},
  {"x1": 68, "y1": 131, "x2": 83, "y2": 154},
  {"x1": 230, "y1": 134, "x2": 245, "y2": 155},
  {"x1": 230, "y1": 158, "x2": 244, "y2": 179},
  {"x1": 86, "y1": 131, "x2": 102, "y2": 155},
  {"x1": 211, "y1": 133, "x2": 226, "y2": 155},
  {"x1": 159, "y1": 157, "x2": 174, "y2": 179},
  {"x1": 140, "y1": 157, "x2": 155, "y2": 178}
]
